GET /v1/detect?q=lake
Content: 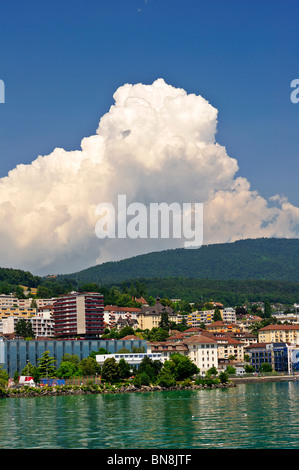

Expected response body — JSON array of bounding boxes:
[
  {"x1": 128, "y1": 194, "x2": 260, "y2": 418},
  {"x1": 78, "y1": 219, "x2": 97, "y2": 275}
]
[{"x1": 1, "y1": 381, "x2": 299, "y2": 449}]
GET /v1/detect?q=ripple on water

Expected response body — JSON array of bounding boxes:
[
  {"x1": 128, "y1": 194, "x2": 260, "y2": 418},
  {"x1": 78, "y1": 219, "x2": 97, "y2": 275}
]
[{"x1": 1, "y1": 383, "x2": 299, "y2": 448}]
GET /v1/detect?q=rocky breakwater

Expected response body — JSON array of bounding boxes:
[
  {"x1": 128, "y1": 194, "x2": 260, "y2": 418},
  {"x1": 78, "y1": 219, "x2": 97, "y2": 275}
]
[{"x1": 1, "y1": 380, "x2": 235, "y2": 398}]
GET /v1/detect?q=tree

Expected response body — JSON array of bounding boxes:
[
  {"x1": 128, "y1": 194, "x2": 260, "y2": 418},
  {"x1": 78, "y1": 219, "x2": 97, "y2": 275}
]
[
  {"x1": 206, "y1": 366, "x2": 218, "y2": 376},
  {"x1": 79, "y1": 357, "x2": 99, "y2": 376},
  {"x1": 118, "y1": 326, "x2": 135, "y2": 338},
  {"x1": 226, "y1": 365, "x2": 236, "y2": 375},
  {"x1": 157, "y1": 369, "x2": 176, "y2": 388},
  {"x1": 15, "y1": 319, "x2": 35, "y2": 339},
  {"x1": 61, "y1": 353, "x2": 80, "y2": 364},
  {"x1": 167, "y1": 353, "x2": 199, "y2": 381},
  {"x1": 56, "y1": 361, "x2": 79, "y2": 379},
  {"x1": 148, "y1": 327, "x2": 169, "y2": 341},
  {"x1": 213, "y1": 307, "x2": 222, "y2": 322},
  {"x1": 37, "y1": 351, "x2": 56, "y2": 378},
  {"x1": 159, "y1": 311, "x2": 170, "y2": 330},
  {"x1": 263, "y1": 300, "x2": 272, "y2": 319},
  {"x1": 219, "y1": 371, "x2": 228, "y2": 383},
  {"x1": 101, "y1": 357, "x2": 120, "y2": 383},
  {"x1": 260, "y1": 362, "x2": 272, "y2": 373},
  {"x1": 138, "y1": 356, "x2": 162, "y2": 381},
  {"x1": 0, "y1": 366, "x2": 8, "y2": 388},
  {"x1": 118, "y1": 358, "x2": 131, "y2": 379}
]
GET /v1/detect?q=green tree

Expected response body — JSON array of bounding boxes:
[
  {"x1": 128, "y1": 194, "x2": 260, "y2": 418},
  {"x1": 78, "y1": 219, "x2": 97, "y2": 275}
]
[
  {"x1": 219, "y1": 371, "x2": 228, "y2": 383},
  {"x1": 260, "y1": 362, "x2": 272, "y2": 373},
  {"x1": 157, "y1": 368, "x2": 176, "y2": 388},
  {"x1": 118, "y1": 358, "x2": 131, "y2": 379},
  {"x1": 61, "y1": 353, "x2": 80, "y2": 364},
  {"x1": 226, "y1": 365, "x2": 236, "y2": 375},
  {"x1": 0, "y1": 366, "x2": 8, "y2": 388},
  {"x1": 159, "y1": 311, "x2": 170, "y2": 330},
  {"x1": 148, "y1": 327, "x2": 169, "y2": 341},
  {"x1": 79, "y1": 357, "x2": 99, "y2": 376},
  {"x1": 138, "y1": 356, "x2": 162, "y2": 381},
  {"x1": 101, "y1": 357, "x2": 120, "y2": 383},
  {"x1": 213, "y1": 307, "x2": 222, "y2": 322},
  {"x1": 167, "y1": 353, "x2": 199, "y2": 381},
  {"x1": 118, "y1": 326, "x2": 135, "y2": 338},
  {"x1": 206, "y1": 366, "x2": 218, "y2": 376},
  {"x1": 37, "y1": 351, "x2": 56, "y2": 378},
  {"x1": 56, "y1": 361, "x2": 79, "y2": 378},
  {"x1": 263, "y1": 300, "x2": 272, "y2": 319},
  {"x1": 15, "y1": 319, "x2": 35, "y2": 339}
]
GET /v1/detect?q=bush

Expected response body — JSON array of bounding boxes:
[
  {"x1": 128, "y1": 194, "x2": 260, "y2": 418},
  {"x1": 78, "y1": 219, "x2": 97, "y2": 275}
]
[
  {"x1": 219, "y1": 372, "x2": 229, "y2": 383},
  {"x1": 156, "y1": 370, "x2": 176, "y2": 388}
]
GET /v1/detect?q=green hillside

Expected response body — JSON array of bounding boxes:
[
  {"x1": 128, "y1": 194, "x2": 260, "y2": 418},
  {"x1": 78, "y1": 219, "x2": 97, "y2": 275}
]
[{"x1": 58, "y1": 238, "x2": 299, "y2": 285}]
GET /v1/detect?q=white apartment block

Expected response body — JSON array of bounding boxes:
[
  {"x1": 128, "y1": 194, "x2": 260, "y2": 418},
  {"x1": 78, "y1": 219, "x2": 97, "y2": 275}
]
[
  {"x1": 183, "y1": 334, "x2": 218, "y2": 374},
  {"x1": 2, "y1": 312, "x2": 54, "y2": 337},
  {"x1": 222, "y1": 308, "x2": 236, "y2": 323}
]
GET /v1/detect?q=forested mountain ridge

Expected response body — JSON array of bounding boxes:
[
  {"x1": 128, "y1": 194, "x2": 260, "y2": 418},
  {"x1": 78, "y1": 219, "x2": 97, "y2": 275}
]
[{"x1": 58, "y1": 238, "x2": 299, "y2": 285}]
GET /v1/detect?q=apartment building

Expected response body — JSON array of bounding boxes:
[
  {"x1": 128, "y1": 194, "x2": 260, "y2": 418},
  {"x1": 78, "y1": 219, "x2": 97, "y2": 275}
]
[
  {"x1": 137, "y1": 297, "x2": 178, "y2": 330},
  {"x1": 103, "y1": 305, "x2": 140, "y2": 329},
  {"x1": 182, "y1": 334, "x2": 218, "y2": 374},
  {"x1": 177, "y1": 310, "x2": 215, "y2": 328},
  {"x1": 258, "y1": 325, "x2": 299, "y2": 345},
  {"x1": 206, "y1": 321, "x2": 241, "y2": 334},
  {"x1": 52, "y1": 292, "x2": 104, "y2": 338},
  {"x1": 2, "y1": 314, "x2": 54, "y2": 337},
  {"x1": 222, "y1": 308, "x2": 236, "y2": 323}
]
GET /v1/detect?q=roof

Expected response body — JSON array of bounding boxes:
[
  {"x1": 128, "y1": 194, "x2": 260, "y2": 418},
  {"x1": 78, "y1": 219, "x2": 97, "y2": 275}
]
[
  {"x1": 120, "y1": 335, "x2": 140, "y2": 340},
  {"x1": 184, "y1": 327, "x2": 203, "y2": 332},
  {"x1": 244, "y1": 343, "x2": 272, "y2": 349},
  {"x1": 150, "y1": 341, "x2": 188, "y2": 351},
  {"x1": 139, "y1": 298, "x2": 174, "y2": 316},
  {"x1": 104, "y1": 305, "x2": 141, "y2": 312},
  {"x1": 182, "y1": 334, "x2": 217, "y2": 345},
  {"x1": 259, "y1": 325, "x2": 299, "y2": 331}
]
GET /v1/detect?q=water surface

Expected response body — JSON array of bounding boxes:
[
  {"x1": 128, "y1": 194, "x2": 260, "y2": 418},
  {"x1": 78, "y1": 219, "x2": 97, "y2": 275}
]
[{"x1": 1, "y1": 381, "x2": 299, "y2": 448}]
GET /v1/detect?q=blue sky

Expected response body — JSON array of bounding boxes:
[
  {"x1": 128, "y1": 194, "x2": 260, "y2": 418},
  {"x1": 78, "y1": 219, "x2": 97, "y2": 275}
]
[
  {"x1": 0, "y1": 0, "x2": 298, "y2": 202},
  {"x1": 0, "y1": 0, "x2": 298, "y2": 274}
]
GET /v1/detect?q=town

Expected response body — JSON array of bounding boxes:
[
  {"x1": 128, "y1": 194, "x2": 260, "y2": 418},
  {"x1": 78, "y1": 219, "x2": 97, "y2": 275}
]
[{"x1": 1, "y1": 285, "x2": 299, "y2": 394}]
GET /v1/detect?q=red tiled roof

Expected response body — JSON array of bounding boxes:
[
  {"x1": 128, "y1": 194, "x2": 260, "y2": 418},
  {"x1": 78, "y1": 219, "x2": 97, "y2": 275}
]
[
  {"x1": 259, "y1": 324, "x2": 299, "y2": 331},
  {"x1": 183, "y1": 334, "x2": 217, "y2": 344}
]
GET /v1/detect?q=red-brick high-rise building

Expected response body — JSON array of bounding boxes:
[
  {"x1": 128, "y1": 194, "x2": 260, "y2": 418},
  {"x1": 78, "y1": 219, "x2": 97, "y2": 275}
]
[{"x1": 52, "y1": 292, "x2": 104, "y2": 338}]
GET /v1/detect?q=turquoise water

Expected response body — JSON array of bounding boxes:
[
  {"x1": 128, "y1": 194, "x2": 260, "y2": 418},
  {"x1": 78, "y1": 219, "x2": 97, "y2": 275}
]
[{"x1": 1, "y1": 381, "x2": 299, "y2": 449}]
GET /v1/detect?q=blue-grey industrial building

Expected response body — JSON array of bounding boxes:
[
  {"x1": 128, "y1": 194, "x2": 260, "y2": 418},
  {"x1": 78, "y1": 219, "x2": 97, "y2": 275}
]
[{"x1": 0, "y1": 337, "x2": 148, "y2": 377}]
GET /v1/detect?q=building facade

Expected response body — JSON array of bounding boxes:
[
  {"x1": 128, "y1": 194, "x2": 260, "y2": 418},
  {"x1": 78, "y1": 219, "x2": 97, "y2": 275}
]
[
  {"x1": 182, "y1": 334, "x2": 218, "y2": 374},
  {"x1": 137, "y1": 297, "x2": 178, "y2": 330},
  {"x1": 258, "y1": 325, "x2": 299, "y2": 345},
  {"x1": 0, "y1": 337, "x2": 148, "y2": 377},
  {"x1": 52, "y1": 292, "x2": 104, "y2": 338}
]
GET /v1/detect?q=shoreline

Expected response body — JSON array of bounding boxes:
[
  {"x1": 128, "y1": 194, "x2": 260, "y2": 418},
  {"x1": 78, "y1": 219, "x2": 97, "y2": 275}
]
[
  {"x1": 230, "y1": 374, "x2": 299, "y2": 384},
  {"x1": 1, "y1": 381, "x2": 235, "y2": 398},
  {"x1": 2, "y1": 374, "x2": 298, "y2": 398}
]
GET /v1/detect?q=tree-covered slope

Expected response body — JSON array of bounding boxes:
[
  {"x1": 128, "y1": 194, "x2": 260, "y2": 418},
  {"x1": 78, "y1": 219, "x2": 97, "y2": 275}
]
[{"x1": 57, "y1": 238, "x2": 299, "y2": 285}]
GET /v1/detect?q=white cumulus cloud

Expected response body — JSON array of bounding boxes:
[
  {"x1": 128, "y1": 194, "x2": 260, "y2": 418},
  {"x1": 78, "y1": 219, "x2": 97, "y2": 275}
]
[{"x1": 0, "y1": 78, "x2": 298, "y2": 275}]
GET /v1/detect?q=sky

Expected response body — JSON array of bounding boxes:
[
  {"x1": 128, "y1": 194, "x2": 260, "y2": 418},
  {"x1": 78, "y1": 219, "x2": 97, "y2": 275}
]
[{"x1": 0, "y1": 0, "x2": 298, "y2": 276}]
